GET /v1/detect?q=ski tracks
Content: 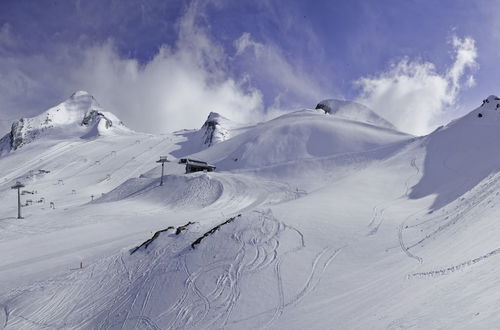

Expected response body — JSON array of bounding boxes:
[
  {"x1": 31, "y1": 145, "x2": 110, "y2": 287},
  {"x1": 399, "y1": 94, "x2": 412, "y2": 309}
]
[
  {"x1": 159, "y1": 210, "x2": 340, "y2": 329},
  {"x1": 368, "y1": 156, "x2": 420, "y2": 238},
  {"x1": 409, "y1": 245, "x2": 500, "y2": 278},
  {"x1": 4, "y1": 211, "x2": 342, "y2": 329}
]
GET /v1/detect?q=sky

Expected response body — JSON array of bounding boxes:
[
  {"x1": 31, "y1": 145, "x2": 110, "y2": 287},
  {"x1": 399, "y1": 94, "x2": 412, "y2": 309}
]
[{"x1": 0, "y1": 0, "x2": 498, "y2": 136}]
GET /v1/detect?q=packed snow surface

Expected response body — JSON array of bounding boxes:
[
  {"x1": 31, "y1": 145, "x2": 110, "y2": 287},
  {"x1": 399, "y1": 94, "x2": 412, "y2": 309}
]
[{"x1": 1, "y1": 94, "x2": 500, "y2": 329}]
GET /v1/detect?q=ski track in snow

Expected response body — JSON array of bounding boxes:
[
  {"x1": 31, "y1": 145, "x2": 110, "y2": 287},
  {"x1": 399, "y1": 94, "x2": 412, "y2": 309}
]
[
  {"x1": 406, "y1": 172, "x2": 500, "y2": 250},
  {"x1": 4, "y1": 211, "x2": 341, "y2": 329},
  {"x1": 397, "y1": 156, "x2": 425, "y2": 263},
  {"x1": 368, "y1": 156, "x2": 420, "y2": 237},
  {"x1": 409, "y1": 245, "x2": 500, "y2": 278},
  {"x1": 0, "y1": 141, "x2": 79, "y2": 186},
  {"x1": 364, "y1": 155, "x2": 425, "y2": 265},
  {"x1": 402, "y1": 171, "x2": 500, "y2": 279}
]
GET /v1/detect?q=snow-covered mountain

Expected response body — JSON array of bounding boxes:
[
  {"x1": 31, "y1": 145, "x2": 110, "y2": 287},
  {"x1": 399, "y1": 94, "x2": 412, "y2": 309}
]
[
  {"x1": 191, "y1": 108, "x2": 410, "y2": 183},
  {"x1": 0, "y1": 91, "x2": 129, "y2": 156},
  {"x1": 2, "y1": 94, "x2": 500, "y2": 329}
]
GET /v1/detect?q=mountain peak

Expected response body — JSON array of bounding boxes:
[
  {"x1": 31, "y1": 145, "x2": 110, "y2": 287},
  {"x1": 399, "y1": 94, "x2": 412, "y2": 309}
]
[
  {"x1": 0, "y1": 92, "x2": 129, "y2": 155},
  {"x1": 70, "y1": 90, "x2": 92, "y2": 98},
  {"x1": 315, "y1": 99, "x2": 396, "y2": 130},
  {"x1": 200, "y1": 112, "x2": 231, "y2": 147}
]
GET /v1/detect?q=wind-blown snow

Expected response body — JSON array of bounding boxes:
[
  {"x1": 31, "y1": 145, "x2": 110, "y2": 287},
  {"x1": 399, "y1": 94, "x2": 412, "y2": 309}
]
[{"x1": 315, "y1": 99, "x2": 396, "y2": 130}]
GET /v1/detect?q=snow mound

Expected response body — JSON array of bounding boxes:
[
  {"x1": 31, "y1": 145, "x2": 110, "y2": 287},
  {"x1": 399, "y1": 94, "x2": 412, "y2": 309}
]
[
  {"x1": 0, "y1": 91, "x2": 130, "y2": 154},
  {"x1": 410, "y1": 95, "x2": 500, "y2": 209},
  {"x1": 97, "y1": 173, "x2": 224, "y2": 209},
  {"x1": 315, "y1": 99, "x2": 396, "y2": 130},
  {"x1": 97, "y1": 169, "x2": 301, "y2": 213}
]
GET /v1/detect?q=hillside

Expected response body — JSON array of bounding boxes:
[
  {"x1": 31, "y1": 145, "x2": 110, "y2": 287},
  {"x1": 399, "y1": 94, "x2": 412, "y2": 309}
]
[{"x1": 1, "y1": 95, "x2": 500, "y2": 329}]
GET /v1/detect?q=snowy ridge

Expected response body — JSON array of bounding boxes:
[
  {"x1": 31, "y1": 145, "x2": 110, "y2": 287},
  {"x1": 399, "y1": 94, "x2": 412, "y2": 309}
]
[
  {"x1": 410, "y1": 94, "x2": 500, "y2": 209},
  {"x1": 315, "y1": 99, "x2": 396, "y2": 130},
  {"x1": 191, "y1": 108, "x2": 410, "y2": 174}
]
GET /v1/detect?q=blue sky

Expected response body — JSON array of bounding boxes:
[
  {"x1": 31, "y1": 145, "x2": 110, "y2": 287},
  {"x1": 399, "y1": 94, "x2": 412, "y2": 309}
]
[{"x1": 0, "y1": 0, "x2": 497, "y2": 135}]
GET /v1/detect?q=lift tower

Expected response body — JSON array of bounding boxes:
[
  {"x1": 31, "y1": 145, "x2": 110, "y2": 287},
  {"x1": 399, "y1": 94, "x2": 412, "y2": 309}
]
[
  {"x1": 11, "y1": 181, "x2": 25, "y2": 219},
  {"x1": 156, "y1": 156, "x2": 170, "y2": 186}
]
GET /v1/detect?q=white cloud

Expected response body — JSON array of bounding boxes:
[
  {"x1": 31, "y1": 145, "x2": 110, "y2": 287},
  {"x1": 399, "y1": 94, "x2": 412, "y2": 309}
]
[
  {"x1": 0, "y1": 0, "x2": 337, "y2": 135},
  {"x1": 0, "y1": 2, "x2": 263, "y2": 134},
  {"x1": 355, "y1": 36, "x2": 478, "y2": 136},
  {"x1": 234, "y1": 32, "x2": 264, "y2": 56},
  {"x1": 69, "y1": 2, "x2": 263, "y2": 133}
]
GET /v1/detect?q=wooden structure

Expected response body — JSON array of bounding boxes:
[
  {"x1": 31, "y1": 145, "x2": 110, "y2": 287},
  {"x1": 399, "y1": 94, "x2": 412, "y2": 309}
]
[{"x1": 179, "y1": 158, "x2": 216, "y2": 174}]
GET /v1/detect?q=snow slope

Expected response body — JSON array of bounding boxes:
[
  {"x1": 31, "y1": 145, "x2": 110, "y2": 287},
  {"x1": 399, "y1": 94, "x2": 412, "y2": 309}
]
[
  {"x1": 2, "y1": 95, "x2": 500, "y2": 329},
  {"x1": 410, "y1": 95, "x2": 500, "y2": 209}
]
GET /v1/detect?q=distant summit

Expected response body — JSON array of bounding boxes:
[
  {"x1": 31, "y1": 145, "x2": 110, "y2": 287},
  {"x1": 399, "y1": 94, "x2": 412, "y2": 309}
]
[
  {"x1": 315, "y1": 99, "x2": 396, "y2": 130},
  {"x1": 0, "y1": 91, "x2": 129, "y2": 155},
  {"x1": 200, "y1": 112, "x2": 232, "y2": 147}
]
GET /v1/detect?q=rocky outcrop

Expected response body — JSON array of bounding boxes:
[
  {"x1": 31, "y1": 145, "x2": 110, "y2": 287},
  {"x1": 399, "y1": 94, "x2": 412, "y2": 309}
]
[
  {"x1": 200, "y1": 112, "x2": 230, "y2": 147},
  {"x1": 81, "y1": 110, "x2": 113, "y2": 129}
]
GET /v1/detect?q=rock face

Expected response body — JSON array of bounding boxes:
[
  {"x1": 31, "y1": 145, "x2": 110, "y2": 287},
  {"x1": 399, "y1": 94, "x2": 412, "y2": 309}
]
[
  {"x1": 81, "y1": 110, "x2": 113, "y2": 129},
  {"x1": 200, "y1": 112, "x2": 231, "y2": 147},
  {"x1": 315, "y1": 99, "x2": 396, "y2": 130},
  {"x1": 0, "y1": 91, "x2": 128, "y2": 155}
]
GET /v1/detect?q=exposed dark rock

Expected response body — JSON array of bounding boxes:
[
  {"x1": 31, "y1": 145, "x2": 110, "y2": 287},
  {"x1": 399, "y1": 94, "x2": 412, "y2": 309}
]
[
  {"x1": 81, "y1": 110, "x2": 113, "y2": 128},
  {"x1": 191, "y1": 214, "x2": 241, "y2": 249},
  {"x1": 129, "y1": 226, "x2": 174, "y2": 254}
]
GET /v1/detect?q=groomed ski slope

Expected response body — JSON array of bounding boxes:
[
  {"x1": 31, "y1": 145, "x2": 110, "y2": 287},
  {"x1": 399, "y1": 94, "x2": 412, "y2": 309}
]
[{"x1": 2, "y1": 95, "x2": 500, "y2": 328}]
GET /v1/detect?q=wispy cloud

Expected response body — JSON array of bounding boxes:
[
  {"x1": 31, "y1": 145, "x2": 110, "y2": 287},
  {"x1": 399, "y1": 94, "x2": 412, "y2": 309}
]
[
  {"x1": 70, "y1": 3, "x2": 264, "y2": 133},
  {"x1": 0, "y1": 0, "x2": 333, "y2": 134},
  {"x1": 233, "y1": 31, "x2": 329, "y2": 116},
  {"x1": 0, "y1": 1, "x2": 265, "y2": 133},
  {"x1": 355, "y1": 36, "x2": 478, "y2": 136}
]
